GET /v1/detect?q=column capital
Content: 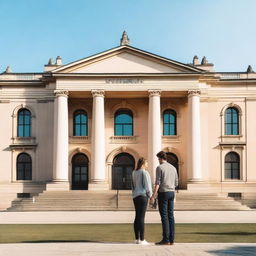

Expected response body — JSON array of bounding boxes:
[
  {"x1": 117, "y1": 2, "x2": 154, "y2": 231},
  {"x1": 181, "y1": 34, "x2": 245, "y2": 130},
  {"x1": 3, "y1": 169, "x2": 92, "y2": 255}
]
[
  {"x1": 91, "y1": 90, "x2": 105, "y2": 97},
  {"x1": 188, "y1": 89, "x2": 201, "y2": 97},
  {"x1": 54, "y1": 90, "x2": 69, "y2": 97},
  {"x1": 148, "y1": 90, "x2": 161, "y2": 97}
]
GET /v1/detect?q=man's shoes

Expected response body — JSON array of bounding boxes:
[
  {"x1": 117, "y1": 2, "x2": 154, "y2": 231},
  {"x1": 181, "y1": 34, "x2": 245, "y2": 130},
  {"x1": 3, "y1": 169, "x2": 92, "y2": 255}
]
[
  {"x1": 155, "y1": 240, "x2": 170, "y2": 245},
  {"x1": 170, "y1": 242, "x2": 174, "y2": 245}
]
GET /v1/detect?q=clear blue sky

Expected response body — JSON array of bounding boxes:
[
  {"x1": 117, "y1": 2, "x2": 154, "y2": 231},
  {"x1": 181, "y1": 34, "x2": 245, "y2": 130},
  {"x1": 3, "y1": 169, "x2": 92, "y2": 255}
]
[{"x1": 0, "y1": 0, "x2": 255, "y2": 72}]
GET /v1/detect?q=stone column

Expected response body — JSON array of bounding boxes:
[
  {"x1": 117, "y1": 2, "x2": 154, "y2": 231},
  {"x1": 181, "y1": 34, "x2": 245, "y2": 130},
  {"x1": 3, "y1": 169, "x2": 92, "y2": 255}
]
[
  {"x1": 148, "y1": 90, "x2": 162, "y2": 181},
  {"x1": 89, "y1": 90, "x2": 108, "y2": 190},
  {"x1": 47, "y1": 90, "x2": 69, "y2": 190},
  {"x1": 188, "y1": 89, "x2": 202, "y2": 181}
]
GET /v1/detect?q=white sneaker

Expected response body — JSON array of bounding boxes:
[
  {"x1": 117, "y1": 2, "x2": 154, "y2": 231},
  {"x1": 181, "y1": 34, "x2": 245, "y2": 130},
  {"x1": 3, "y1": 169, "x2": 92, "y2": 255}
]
[
  {"x1": 139, "y1": 240, "x2": 150, "y2": 245},
  {"x1": 135, "y1": 239, "x2": 140, "y2": 244}
]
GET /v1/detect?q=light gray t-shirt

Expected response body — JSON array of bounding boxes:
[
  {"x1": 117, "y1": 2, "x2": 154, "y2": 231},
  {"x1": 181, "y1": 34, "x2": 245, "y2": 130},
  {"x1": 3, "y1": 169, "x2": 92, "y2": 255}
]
[
  {"x1": 155, "y1": 162, "x2": 178, "y2": 192},
  {"x1": 132, "y1": 169, "x2": 153, "y2": 199}
]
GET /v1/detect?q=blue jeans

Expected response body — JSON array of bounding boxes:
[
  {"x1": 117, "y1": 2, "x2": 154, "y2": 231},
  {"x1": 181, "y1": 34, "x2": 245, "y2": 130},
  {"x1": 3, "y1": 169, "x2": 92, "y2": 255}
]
[{"x1": 158, "y1": 191, "x2": 175, "y2": 243}]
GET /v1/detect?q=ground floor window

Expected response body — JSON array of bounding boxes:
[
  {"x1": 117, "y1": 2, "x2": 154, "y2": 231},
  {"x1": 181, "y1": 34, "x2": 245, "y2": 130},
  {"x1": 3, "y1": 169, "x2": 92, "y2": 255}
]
[
  {"x1": 17, "y1": 153, "x2": 32, "y2": 180},
  {"x1": 225, "y1": 152, "x2": 240, "y2": 179}
]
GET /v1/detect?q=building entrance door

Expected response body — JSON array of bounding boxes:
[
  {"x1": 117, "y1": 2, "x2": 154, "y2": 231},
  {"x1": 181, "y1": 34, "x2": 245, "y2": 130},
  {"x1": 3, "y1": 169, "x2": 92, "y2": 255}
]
[
  {"x1": 112, "y1": 153, "x2": 135, "y2": 190},
  {"x1": 72, "y1": 153, "x2": 89, "y2": 190},
  {"x1": 166, "y1": 152, "x2": 179, "y2": 188}
]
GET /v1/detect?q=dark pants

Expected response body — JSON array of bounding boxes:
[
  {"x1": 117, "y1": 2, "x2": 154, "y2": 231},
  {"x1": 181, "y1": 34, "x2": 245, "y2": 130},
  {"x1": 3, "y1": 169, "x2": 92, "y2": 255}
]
[
  {"x1": 158, "y1": 191, "x2": 175, "y2": 243},
  {"x1": 133, "y1": 195, "x2": 148, "y2": 240}
]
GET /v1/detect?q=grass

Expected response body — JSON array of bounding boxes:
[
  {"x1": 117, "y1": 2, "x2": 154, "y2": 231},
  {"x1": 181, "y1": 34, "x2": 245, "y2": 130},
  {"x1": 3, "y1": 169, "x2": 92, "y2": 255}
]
[{"x1": 0, "y1": 224, "x2": 256, "y2": 243}]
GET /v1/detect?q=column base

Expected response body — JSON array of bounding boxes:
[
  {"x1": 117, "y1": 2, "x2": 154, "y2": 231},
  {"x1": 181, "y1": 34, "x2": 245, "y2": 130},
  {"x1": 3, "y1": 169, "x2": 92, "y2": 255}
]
[
  {"x1": 88, "y1": 181, "x2": 109, "y2": 191},
  {"x1": 46, "y1": 181, "x2": 70, "y2": 191},
  {"x1": 188, "y1": 178, "x2": 204, "y2": 184}
]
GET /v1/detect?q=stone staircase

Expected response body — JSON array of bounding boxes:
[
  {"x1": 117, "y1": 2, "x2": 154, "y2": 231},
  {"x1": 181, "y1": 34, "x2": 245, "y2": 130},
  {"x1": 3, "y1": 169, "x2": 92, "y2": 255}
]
[{"x1": 6, "y1": 190, "x2": 252, "y2": 211}]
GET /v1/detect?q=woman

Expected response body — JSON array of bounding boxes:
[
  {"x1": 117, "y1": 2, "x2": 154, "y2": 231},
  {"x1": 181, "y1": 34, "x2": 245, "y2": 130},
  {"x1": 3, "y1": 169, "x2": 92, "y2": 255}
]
[{"x1": 132, "y1": 157, "x2": 153, "y2": 245}]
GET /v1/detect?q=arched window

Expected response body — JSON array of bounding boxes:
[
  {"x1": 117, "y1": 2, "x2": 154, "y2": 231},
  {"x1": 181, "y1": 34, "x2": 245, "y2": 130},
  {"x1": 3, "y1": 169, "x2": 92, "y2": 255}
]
[
  {"x1": 17, "y1": 153, "x2": 32, "y2": 180},
  {"x1": 225, "y1": 107, "x2": 239, "y2": 135},
  {"x1": 114, "y1": 110, "x2": 133, "y2": 136},
  {"x1": 163, "y1": 109, "x2": 177, "y2": 135},
  {"x1": 225, "y1": 152, "x2": 240, "y2": 179},
  {"x1": 73, "y1": 110, "x2": 88, "y2": 136},
  {"x1": 18, "y1": 109, "x2": 31, "y2": 137}
]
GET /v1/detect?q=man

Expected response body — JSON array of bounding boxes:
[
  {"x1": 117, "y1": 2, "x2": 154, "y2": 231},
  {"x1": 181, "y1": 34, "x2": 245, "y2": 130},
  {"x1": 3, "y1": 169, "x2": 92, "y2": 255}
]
[{"x1": 150, "y1": 151, "x2": 178, "y2": 245}]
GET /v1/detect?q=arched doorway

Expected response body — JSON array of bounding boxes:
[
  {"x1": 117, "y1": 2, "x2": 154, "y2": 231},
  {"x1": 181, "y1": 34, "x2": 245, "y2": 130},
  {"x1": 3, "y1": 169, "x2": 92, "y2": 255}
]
[
  {"x1": 112, "y1": 153, "x2": 135, "y2": 190},
  {"x1": 72, "y1": 153, "x2": 89, "y2": 190},
  {"x1": 166, "y1": 152, "x2": 179, "y2": 189},
  {"x1": 166, "y1": 152, "x2": 179, "y2": 175}
]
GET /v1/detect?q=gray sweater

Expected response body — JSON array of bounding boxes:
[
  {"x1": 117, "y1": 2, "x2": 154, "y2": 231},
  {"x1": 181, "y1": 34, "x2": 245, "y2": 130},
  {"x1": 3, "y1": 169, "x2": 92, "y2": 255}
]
[
  {"x1": 155, "y1": 162, "x2": 178, "y2": 192},
  {"x1": 132, "y1": 169, "x2": 153, "y2": 199}
]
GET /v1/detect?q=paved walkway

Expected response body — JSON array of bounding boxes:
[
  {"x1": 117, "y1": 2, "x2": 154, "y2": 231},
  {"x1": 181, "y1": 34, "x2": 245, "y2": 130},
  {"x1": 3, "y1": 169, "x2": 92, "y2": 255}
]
[
  {"x1": 1, "y1": 243, "x2": 256, "y2": 256},
  {"x1": 1, "y1": 210, "x2": 256, "y2": 224}
]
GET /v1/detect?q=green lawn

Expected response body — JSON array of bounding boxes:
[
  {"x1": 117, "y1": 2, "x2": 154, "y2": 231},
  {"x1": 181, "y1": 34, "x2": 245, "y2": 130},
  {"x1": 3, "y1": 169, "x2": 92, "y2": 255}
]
[{"x1": 0, "y1": 224, "x2": 256, "y2": 243}]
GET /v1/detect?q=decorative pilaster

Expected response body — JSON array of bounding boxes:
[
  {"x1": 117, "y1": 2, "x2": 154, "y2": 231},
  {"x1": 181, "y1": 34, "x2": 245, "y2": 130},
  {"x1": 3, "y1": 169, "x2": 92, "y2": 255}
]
[
  {"x1": 47, "y1": 90, "x2": 69, "y2": 191},
  {"x1": 148, "y1": 90, "x2": 162, "y2": 181},
  {"x1": 89, "y1": 90, "x2": 108, "y2": 190},
  {"x1": 188, "y1": 89, "x2": 202, "y2": 181}
]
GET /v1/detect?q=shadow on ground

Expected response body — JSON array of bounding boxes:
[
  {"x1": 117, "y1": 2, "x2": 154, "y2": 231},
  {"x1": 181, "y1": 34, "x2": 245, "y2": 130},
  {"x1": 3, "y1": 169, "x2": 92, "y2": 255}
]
[
  {"x1": 193, "y1": 232, "x2": 256, "y2": 236},
  {"x1": 21, "y1": 240, "x2": 100, "y2": 243},
  {"x1": 208, "y1": 245, "x2": 256, "y2": 256},
  {"x1": 21, "y1": 240, "x2": 133, "y2": 244}
]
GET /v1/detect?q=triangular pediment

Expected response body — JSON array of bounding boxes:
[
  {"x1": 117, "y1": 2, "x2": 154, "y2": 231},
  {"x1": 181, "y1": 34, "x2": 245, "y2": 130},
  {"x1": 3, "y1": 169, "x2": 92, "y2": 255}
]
[{"x1": 52, "y1": 45, "x2": 203, "y2": 74}]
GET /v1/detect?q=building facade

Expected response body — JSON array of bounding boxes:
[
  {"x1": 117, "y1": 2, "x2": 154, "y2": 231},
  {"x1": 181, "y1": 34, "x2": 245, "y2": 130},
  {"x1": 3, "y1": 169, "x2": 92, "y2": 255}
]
[{"x1": 1, "y1": 33, "x2": 256, "y2": 209}]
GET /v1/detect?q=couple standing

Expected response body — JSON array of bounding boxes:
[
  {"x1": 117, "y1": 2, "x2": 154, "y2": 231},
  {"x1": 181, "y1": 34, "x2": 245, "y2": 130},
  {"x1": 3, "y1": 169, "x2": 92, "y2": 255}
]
[{"x1": 131, "y1": 151, "x2": 178, "y2": 245}]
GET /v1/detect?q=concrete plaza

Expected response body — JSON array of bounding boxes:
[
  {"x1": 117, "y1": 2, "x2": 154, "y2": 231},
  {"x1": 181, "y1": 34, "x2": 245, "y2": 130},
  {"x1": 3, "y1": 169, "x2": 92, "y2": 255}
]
[
  {"x1": 1, "y1": 210, "x2": 256, "y2": 224},
  {"x1": 1, "y1": 243, "x2": 256, "y2": 256}
]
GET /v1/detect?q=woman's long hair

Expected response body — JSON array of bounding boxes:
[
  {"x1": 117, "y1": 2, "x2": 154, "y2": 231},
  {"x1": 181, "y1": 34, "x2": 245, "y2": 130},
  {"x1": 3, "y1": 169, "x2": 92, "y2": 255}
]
[{"x1": 136, "y1": 157, "x2": 147, "y2": 171}]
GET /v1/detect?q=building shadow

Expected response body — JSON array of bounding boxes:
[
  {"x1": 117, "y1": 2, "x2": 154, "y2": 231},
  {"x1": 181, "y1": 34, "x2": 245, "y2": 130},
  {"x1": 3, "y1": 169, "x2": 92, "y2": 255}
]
[{"x1": 208, "y1": 245, "x2": 256, "y2": 255}]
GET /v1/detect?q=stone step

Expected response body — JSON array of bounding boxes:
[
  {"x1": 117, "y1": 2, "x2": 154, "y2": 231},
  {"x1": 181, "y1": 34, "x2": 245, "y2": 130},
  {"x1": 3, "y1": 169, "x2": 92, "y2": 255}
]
[{"x1": 6, "y1": 190, "x2": 252, "y2": 211}]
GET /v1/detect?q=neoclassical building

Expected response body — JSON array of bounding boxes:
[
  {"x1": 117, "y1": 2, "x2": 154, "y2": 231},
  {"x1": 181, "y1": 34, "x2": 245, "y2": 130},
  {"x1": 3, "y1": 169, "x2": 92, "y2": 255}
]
[{"x1": 1, "y1": 32, "x2": 256, "y2": 210}]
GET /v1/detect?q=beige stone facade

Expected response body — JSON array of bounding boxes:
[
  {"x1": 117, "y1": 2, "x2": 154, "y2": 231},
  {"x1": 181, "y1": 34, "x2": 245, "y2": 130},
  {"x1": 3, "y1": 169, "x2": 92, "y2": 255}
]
[{"x1": 1, "y1": 38, "x2": 256, "y2": 209}]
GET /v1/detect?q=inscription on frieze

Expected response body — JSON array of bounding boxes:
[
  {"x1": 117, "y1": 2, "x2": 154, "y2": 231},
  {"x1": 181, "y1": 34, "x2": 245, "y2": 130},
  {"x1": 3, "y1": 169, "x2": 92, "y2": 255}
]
[{"x1": 105, "y1": 78, "x2": 144, "y2": 84}]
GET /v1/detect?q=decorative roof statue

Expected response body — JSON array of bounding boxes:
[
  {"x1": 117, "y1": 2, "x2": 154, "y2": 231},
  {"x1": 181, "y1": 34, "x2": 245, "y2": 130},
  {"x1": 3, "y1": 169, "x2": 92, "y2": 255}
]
[
  {"x1": 247, "y1": 65, "x2": 254, "y2": 73},
  {"x1": 193, "y1": 55, "x2": 199, "y2": 65},
  {"x1": 56, "y1": 56, "x2": 62, "y2": 65},
  {"x1": 201, "y1": 56, "x2": 208, "y2": 65},
  {"x1": 120, "y1": 31, "x2": 130, "y2": 46},
  {"x1": 48, "y1": 58, "x2": 54, "y2": 65},
  {"x1": 4, "y1": 66, "x2": 12, "y2": 73}
]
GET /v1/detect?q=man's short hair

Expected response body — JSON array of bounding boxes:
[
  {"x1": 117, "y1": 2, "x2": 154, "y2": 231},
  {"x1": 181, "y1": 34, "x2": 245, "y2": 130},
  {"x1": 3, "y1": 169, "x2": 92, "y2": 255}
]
[{"x1": 156, "y1": 151, "x2": 167, "y2": 160}]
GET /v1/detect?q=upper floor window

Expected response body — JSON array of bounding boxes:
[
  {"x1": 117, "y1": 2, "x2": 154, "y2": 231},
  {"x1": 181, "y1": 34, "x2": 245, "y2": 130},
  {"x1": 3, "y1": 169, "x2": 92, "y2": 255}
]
[
  {"x1": 73, "y1": 110, "x2": 88, "y2": 136},
  {"x1": 17, "y1": 153, "x2": 32, "y2": 180},
  {"x1": 225, "y1": 107, "x2": 239, "y2": 135},
  {"x1": 114, "y1": 110, "x2": 133, "y2": 136},
  {"x1": 225, "y1": 152, "x2": 240, "y2": 179},
  {"x1": 18, "y1": 109, "x2": 31, "y2": 137},
  {"x1": 163, "y1": 109, "x2": 177, "y2": 135}
]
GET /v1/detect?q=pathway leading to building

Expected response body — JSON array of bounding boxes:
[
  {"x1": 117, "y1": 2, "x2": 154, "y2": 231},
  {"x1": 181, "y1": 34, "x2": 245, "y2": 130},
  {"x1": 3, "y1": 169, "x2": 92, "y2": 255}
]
[
  {"x1": 1, "y1": 210, "x2": 256, "y2": 224},
  {"x1": 1, "y1": 243, "x2": 256, "y2": 256}
]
